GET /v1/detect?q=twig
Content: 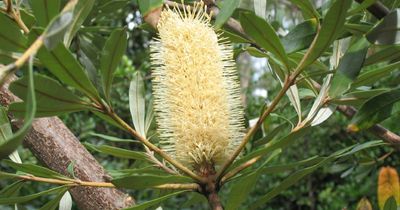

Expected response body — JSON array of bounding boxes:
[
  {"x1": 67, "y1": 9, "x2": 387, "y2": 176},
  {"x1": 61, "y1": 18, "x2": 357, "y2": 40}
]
[
  {"x1": 220, "y1": 155, "x2": 261, "y2": 184},
  {"x1": 154, "y1": 183, "x2": 200, "y2": 190},
  {"x1": 144, "y1": 146, "x2": 178, "y2": 175}
]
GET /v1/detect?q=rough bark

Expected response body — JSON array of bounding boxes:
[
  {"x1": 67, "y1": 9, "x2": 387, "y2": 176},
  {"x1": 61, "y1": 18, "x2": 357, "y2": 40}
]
[{"x1": 0, "y1": 75, "x2": 134, "y2": 210}]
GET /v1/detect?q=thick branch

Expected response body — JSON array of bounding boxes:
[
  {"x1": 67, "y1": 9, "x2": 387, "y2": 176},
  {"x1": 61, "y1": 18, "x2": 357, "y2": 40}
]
[{"x1": 0, "y1": 75, "x2": 134, "y2": 210}]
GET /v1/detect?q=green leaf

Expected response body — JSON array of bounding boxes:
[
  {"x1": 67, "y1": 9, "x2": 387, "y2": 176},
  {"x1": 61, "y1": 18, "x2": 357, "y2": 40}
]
[
  {"x1": 329, "y1": 37, "x2": 370, "y2": 98},
  {"x1": 100, "y1": 28, "x2": 127, "y2": 100},
  {"x1": 98, "y1": 0, "x2": 129, "y2": 14},
  {"x1": 3, "y1": 159, "x2": 68, "y2": 180},
  {"x1": 112, "y1": 174, "x2": 192, "y2": 189},
  {"x1": 298, "y1": 0, "x2": 352, "y2": 70},
  {"x1": 214, "y1": 0, "x2": 240, "y2": 29},
  {"x1": 0, "y1": 186, "x2": 67, "y2": 204},
  {"x1": 383, "y1": 196, "x2": 397, "y2": 210},
  {"x1": 9, "y1": 74, "x2": 90, "y2": 117},
  {"x1": 123, "y1": 191, "x2": 187, "y2": 210},
  {"x1": 281, "y1": 19, "x2": 317, "y2": 54},
  {"x1": 129, "y1": 72, "x2": 146, "y2": 137},
  {"x1": 138, "y1": 0, "x2": 163, "y2": 16},
  {"x1": 330, "y1": 88, "x2": 390, "y2": 107},
  {"x1": 349, "y1": 0, "x2": 378, "y2": 15},
  {"x1": 84, "y1": 143, "x2": 148, "y2": 161},
  {"x1": 220, "y1": 29, "x2": 251, "y2": 43},
  {"x1": 0, "y1": 56, "x2": 36, "y2": 159},
  {"x1": 367, "y1": 9, "x2": 400, "y2": 45},
  {"x1": 88, "y1": 132, "x2": 138, "y2": 143},
  {"x1": 351, "y1": 62, "x2": 400, "y2": 88},
  {"x1": 0, "y1": 171, "x2": 19, "y2": 180},
  {"x1": 37, "y1": 43, "x2": 100, "y2": 101},
  {"x1": 288, "y1": 0, "x2": 320, "y2": 20},
  {"x1": 29, "y1": 0, "x2": 61, "y2": 27},
  {"x1": 364, "y1": 45, "x2": 400, "y2": 66},
  {"x1": 38, "y1": 188, "x2": 69, "y2": 210},
  {"x1": 226, "y1": 171, "x2": 258, "y2": 210},
  {"x1": 64, "y1": 0, "x2": 95, "y2": 46},
  {"x1": 0, "y1": 13, "x2": 27, "y2": 52},
  {"x1": 240, "y1": 11, "x2": 289, "y2": 68},
  {"x1": 350, "y1": 89, "x2": 400, "y2": 130},
  {"x1": 43, "y1": 11, "x2": 74, "y2": 50},
  {"x1": 0, "y1": 180, "x2": 24, "y2": 197}
]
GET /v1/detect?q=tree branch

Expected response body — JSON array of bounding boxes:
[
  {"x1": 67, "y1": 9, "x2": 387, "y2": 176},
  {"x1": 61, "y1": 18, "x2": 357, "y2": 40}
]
[{"x1": 0, "y1": 75, "x2": 134, "y2": 210}]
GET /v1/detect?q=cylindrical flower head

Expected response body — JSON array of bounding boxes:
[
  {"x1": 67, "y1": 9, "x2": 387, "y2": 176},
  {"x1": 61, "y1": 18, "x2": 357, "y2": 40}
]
[{"x1": 150, "y1": 2, "x2": 245, "y2": 171}]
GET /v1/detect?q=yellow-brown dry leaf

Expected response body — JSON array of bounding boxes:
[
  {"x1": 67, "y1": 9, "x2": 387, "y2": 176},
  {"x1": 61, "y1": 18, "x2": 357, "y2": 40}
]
[
  {"x1": 356, "y1": 197, "x2": 372, "y2": 210},
  {"x1": 378, "y1": 166, "x2": 400, "y2": 210}
]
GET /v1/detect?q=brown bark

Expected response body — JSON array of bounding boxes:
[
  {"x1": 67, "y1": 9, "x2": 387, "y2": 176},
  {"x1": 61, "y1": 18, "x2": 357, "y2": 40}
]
[{"x1": 0, "y1": 75, "x2": 134, "y2": 210}]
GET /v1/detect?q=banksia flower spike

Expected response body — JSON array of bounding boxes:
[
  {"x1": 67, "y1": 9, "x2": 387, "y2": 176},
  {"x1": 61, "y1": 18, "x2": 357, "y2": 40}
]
[{"x1": 150, "y1": 1, "x2": 245, "y2": 174}]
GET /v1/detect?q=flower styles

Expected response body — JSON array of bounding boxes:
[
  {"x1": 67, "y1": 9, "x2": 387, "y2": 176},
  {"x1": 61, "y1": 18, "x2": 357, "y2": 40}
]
[{"x1": 150, "y1": 1, "x2": 245, "y2": 173}]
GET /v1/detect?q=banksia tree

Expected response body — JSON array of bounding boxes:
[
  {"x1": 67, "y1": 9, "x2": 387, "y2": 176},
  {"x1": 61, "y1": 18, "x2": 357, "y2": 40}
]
[{"x1": 150, "y1": 2, "x2": 245, "y2": 176}]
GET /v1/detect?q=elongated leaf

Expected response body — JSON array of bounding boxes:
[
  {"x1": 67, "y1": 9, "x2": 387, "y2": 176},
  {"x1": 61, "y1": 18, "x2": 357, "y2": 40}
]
[
  {"x1": 3, "y1": 160, "x2": 68, "y2": 180},
  {"x1": 288, "y1": 0, "x2": 319, "y2": 20},
  {"x1": 0, "y1": 56, "x2": 36, "y2": 159},
  {"x1": 29, "y1": 0, "x2": 60, "y2": 27},
  {"x1": 367, "y1": 9, "x2": 400, "y2": 45},
  {"x1": 100, "y1": 28, "x2": 127, "y2": 100},
  {"x1": 43, "y1": 11, "x2": 74, "y2": 50},
  {"x1": 305, "y1": 74, "x2": 332, "y2": 125},
  {"x1": 123, "y1": 191, "x2": 187, "y2": 210},
  {"x1": 351, "y1": 62, "x2": 400, "y2": 88},
  {"x1": 0, "y1": 171, "x2": 19, "y2": 180},
  {"x1": 0, "y1": 180, "x2": 24, "y2": 197},
  {"x1": 329, "y1": 37, "x2": 370, "y2": 98},
  {"x1": 64, "y1": 0, "x2": 95, "y2": 46},
  {"x1": 9, "y1": 74, "x2": 90, "y2": 117},
  {"x1": 214, "y1": 0, "x2": 240, "y2": 28},
  {"x1": 0, "y1": 186, "x2": 67, "y2": 204},
  {"x1": 349, "y1": 89, "x2": 400, "y2": 130},
  {"x1": 364, "y1": 45, "x2": 400, "y2": 66},
  {"x1": 89, "y1": 132, "x2": 138, "y2": 143},
  {"x1": 129, "y1": 72, "x2": 146, "y2": 137},
  {"x1": 240, "y1": 12, "x2": 289, "y2": 68},
  {"x1": 112, "y1": 174, "x2": 192, "y2": 189},
  {"x1": 59, "y1": 191, "x2": 72, "y2": 210},
  {"x1": 38, "y1": 188, "x2": 69, "y2": 210},
  {"x1": 281, "y1": 19, "x2": 317, "y2": 54},
  {"x1": 37, "y1": 44, "x2": 100, "y2": 101},
  {"x1": 0, "y1": 106, "x2": 20, "y2": 162},
  {"x1": 138, "y1": 0, "x2": 164, "y2": 16},
  {"x1": 84, "y1": 143, "x2": 148, "y2": 161},
  {"x1": 298, "y1": 0, "x2": 352, "y2": 70},
  {"x1": 97, "y1": 0, "x2": 129, "y2": 14},
  {"x1": 378, "y1": 167, "x2": 400, "y2": 210},
  {"x1": 330, "y1": 89, "x2": 390, "y2": 106},
  {"x1": 0, "y1": 13, "x2": 27, "y2": 52},
  {"x1": 349, "y1": 0, "x2": 378, "y2": 15}
]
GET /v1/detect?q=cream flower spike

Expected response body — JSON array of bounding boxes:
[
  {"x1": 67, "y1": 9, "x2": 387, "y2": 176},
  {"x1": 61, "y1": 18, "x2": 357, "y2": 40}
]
[{"x1": 150, "y1": 1, "x2": 245, "y2": 173}]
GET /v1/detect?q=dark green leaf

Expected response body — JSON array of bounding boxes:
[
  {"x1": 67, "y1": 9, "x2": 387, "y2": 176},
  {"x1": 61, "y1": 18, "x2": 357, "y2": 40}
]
[
  {"x1": 350, "y1": 89, "x2": 400, "y2": 130},
  {"x1": 220, "y1": 29, "x2": 251, "y2": 43},
  {"x1": 329, "y1": 37, "x2": 370, "y2": 98},
  {"x1": 330, "y1": 89, "x2": 390, "y2": 107},
  {"x1": 64, "y1": 0, "x2": 95, "y2": 46},
  {"x1": 0, "y1": 186, "x2": 67, "y2": 204},
  {"x1": 226, "y1": 172, "x2": 259, "y2": 210},
  {"x1": 367, "y1": 9, "x2": 400, "y2": 45},
  {"x1": 112, "y1": 174, "x2": 192, "y2": 189},
  {"x1": 240, "y1": 12, "x2": 289, "y2": 68},
  {"x1": 37, "y1": 44, "x2": 100, "y2": 101},
  {"x1": 3, "y1": 159, "x2": 68, "y2": 180},
  {"x1": 100, "y1": 28, "x2": 127, "y2": 100},
  {"x1": 0, "y1": 171, "x2": 19, "y2": 180},
  {"x1": 0, "y1": 13, "x2": 27, "y2": 52},
  {"x1": 281, "y1": 19, "x2": 317, "y2": 54},
  {"x1": 0, "y1": 56, "x2": 36, "y2": 159},
  {"x1": 84, "y1": 143, "x2": 148, "y2": 161},
  {"x1": 123, "y1": 191, "x2": 187, "y2": 210},
  {"x1": 9, "y1": 74, "x2": 90, "y2": 117},
  {"x1": 29, "y1": 0, "x2": 61, "y2": 27},
  {"x1": 298, "y1": 0, "x2": 352, "y2": 70},
  {"x1": 98, "y1": 0, "x2": 129, "y2": 14},
  {"x1": 88, "y1": 132, "x2": 138, "y2": 143},
  {"x1": 345, "y1": 23, "x2": 372, "y2": 35},
  {"x1": 0, "y1": 50, "x2": 16, "y2": 64},
  {"x1": 43, "y1": 11, "x2": 74, "y2": 49},
  {"x1": 383, "y1": 196, "x2": 397, "y2": 210},
  {"x1": 138, "y1": 0, "x2": 163, "y2": 16},
  {"x1": 351, "y1": 61, "x2": 400, "y2": 88},
  {"x1": 214, "y1": 0, "x2": 240, "y2": 29}
]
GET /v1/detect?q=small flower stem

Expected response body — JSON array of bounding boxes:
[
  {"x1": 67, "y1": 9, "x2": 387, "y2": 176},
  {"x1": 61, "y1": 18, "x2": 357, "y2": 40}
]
[
  {"x1": 107, "y1": 111, "x2": 207, "y2": 183},
  {"x1": 220, "y1": 155, "x2": 262, "y2": 184}
]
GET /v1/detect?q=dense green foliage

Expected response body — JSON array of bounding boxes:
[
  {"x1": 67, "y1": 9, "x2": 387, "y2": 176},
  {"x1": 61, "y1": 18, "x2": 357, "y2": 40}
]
[{"x1": 0, "y1": 0, "x2": 399, "y2": 209}]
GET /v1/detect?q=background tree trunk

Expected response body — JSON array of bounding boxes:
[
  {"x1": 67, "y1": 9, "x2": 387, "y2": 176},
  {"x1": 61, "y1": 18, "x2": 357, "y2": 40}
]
[{"x1": 0, "y1": 75, "x2": 134, "y2": 210}]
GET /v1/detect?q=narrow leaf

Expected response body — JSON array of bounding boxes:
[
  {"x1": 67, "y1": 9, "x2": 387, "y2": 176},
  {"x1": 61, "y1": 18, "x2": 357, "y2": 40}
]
[
  {"x1": 3, "y1": 159, "x2": 68, "y2": 180},
  {"x1": 367, "y1": 9, "x2": 400, "y2": 45},
  {"x1": 214, "y1": 0, "x2": 240, "y2": 28},
  {"x1": 129, "y1": 72, "x2": 146, "y2": 137},
  {"x1": 38, "y1": 188, "x2": 69, "y2": 210},
  {"x1": 351, "y1": 62, "x2": 400, "y2": 88},
  {"x1": 0, "y1": 13, "x2": 27, "y2": 52},
  {"x1": 288, "y1": 0, "x2": 320, "y2": 20},
  {"x1": 0, "y1": 186, "x2": 67, "y2": 204},
  {"x1": 43, "y1": 11, "x2": 74, "y2": 49},
  {"x1": 29, "y1": 0, "x2": 61, "y2": 27},
  {"x1": 84, "y1": 143, "x2": 148, "y2": 161},
  {"x1": 123, "y1": 191, "x2": 187, "y2": 210},
  {"x1": 64, "y1": 0, "x2": 95, "y2": 46}
]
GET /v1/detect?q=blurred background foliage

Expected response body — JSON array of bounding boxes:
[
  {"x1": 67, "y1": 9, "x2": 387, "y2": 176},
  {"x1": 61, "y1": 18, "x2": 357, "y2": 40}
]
[{"x1": 0, "y1": 0, "x2": 399, "y2": 209}]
